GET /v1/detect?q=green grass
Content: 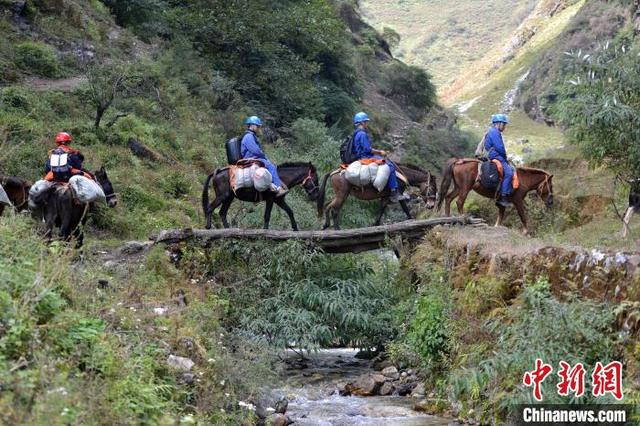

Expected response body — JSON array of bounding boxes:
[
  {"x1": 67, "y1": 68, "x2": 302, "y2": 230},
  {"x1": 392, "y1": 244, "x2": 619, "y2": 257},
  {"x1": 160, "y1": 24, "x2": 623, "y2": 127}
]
[{"x1": 361, "y1": 0, "x2": 538, "y2": 90}]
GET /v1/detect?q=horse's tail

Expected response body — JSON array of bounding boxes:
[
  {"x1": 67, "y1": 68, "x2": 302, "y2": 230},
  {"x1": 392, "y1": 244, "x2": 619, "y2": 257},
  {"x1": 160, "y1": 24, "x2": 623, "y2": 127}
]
[
  {"x1": 317, "y1": 172, "x2": 331, "y2": 218},
  {"x1": 437, "y1": 158, "x2": 457, "y2": 212},
  {"x1": 202, "y1": 170, "x2": 217, "y2": 217}
]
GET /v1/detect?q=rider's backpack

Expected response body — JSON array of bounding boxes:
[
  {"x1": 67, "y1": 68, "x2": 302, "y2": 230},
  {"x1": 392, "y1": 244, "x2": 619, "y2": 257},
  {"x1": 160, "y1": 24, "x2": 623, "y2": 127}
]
[
  {"x1": 50, "y1": 147, "x2": 72, "y2": 181},
  {"x1": 480, "y1": 160, "x2": 500, "y2": 191},
  {"x1": 339, "y1": 135, "x2": 357, "y2": 164},
  {"x1": 474, "y1": 133, "x2": 490, "y2": 161},
  {"x1": 225, "y1": 136, "x2": 242, "y2": 164}
]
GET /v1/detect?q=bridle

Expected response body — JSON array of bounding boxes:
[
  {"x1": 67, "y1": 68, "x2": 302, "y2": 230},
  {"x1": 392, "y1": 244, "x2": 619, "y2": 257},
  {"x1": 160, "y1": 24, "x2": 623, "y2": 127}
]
[
  {"x1": 301, "y1": 168, "x2": 318, "y2": 195},
  {"x1": 422, "y1": 171, "x2": 436, "y2": 200},
  {"x1": 537, "y1": 174, "x2": 552, "y2": 201},
  {"x1": 1, "y1": 177, "x2": 28, "y2": 210}
]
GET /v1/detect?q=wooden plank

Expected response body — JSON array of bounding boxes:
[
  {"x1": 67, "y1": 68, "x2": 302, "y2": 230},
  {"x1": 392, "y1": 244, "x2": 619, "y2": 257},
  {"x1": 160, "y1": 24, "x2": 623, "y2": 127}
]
[{"x1": 152, "y1": 217, "x2": 481, "y2": 253}]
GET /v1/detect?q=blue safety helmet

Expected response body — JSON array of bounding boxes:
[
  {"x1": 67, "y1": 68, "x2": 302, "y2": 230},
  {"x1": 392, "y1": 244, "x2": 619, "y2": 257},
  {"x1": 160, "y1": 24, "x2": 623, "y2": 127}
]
[
  {"x1": 491, "y1": 113, "x2": 509, "y2": 124},
  {"x1": 244, "y1": 116, "x2": 263, "y2": 126},
  {"x1": 353, "y1": 112, "x2": 370, "y2": 125}
]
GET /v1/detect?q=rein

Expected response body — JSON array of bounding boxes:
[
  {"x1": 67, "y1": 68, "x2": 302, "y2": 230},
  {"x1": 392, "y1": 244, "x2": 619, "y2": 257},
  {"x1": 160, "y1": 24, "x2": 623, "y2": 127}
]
[
  {"x1": 537, "y1": 173, "x2": 551, "y2": 194},
  {"x1": 301, "y1": 168, "x2": 318, "y2": 193}
]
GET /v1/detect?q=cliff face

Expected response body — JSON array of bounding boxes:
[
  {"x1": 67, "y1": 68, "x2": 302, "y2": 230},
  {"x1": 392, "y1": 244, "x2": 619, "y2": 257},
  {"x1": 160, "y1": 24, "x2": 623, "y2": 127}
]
[{"x1": 428, "y1": 226, "x2": 640, "y2": 304}]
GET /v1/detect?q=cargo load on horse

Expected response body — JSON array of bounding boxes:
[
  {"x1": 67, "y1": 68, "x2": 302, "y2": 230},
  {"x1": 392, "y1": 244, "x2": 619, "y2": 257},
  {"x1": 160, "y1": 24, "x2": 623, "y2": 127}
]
[
  {"x1": 0, "y1": 183, "x2": 10, "y2": 206},
  {"x1": 344, "y1": 160, "x2": 391, "y2": 192},
  {"x1": 230, "y1": 161, "x2": 273, "y2": 192}
]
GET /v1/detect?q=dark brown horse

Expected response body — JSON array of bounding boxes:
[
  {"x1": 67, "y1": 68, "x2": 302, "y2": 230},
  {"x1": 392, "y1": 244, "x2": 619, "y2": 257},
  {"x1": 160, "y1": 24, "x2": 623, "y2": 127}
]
[
  {"x1": 317, "y1": 163, "x2": 438, "y2": 230},
  {"x1": 33, "y1": 167, "x2": 118, "y2": 247},
  {"x1": 0, "y1": 176, "x2": 30, "y2": 216},
  {"x1": 202, "y1": 162, "x2": 319, "y2": 230},
  {"x1": 438, "y1": 158, "x2": 554, "y2": 234}
]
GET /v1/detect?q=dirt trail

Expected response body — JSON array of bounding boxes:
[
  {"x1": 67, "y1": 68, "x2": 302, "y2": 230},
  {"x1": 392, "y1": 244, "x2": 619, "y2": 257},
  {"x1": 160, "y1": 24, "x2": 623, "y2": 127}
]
[{"x1": 21, "y1": 75, "x2": 88, "y2": 92}]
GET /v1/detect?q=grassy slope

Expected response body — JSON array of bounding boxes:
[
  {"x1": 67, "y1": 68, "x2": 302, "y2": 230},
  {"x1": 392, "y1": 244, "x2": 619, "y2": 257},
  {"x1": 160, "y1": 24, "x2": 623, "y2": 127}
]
[{"x1": 360, "y1": 0, "x2": 538, "y2": 90}]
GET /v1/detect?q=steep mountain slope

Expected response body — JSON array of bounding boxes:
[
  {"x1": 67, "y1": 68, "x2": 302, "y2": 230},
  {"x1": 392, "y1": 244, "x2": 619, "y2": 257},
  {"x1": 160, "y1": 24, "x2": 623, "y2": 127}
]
[{"x1": 360, "y1": 0, "x2": 539, "y2": 90}]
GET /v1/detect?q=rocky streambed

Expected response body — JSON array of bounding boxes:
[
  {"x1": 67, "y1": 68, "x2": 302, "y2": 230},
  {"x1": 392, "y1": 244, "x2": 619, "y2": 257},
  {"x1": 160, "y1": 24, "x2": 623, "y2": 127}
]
[{"x1": 261, "y1": 348, "x2": 450, "y2": 426}]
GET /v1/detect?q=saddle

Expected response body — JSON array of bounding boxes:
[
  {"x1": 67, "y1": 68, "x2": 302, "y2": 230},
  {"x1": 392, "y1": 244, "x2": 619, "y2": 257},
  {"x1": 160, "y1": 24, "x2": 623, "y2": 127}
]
[
  {"x1": 235, "y1": 158, "x2": 265, "y2": 168},
  {"x1": 454, "y1": 158, "x2": 519, "y2": 194}
]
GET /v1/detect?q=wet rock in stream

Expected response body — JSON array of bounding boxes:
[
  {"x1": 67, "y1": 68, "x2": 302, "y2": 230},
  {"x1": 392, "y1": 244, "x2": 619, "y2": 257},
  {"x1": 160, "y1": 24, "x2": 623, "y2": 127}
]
[{"x1": 272, "y1": 349, "x2": 449, "y2": 425}]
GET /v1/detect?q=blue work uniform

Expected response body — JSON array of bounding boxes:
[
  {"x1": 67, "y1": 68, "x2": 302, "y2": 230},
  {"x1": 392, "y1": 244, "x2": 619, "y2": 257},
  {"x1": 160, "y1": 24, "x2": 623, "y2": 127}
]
[
  {"x1": 352, "y1": 128, "x2": 398, "y2": 191},
  {"x1": 240, "y1": 130, "x2": 282, "y2": 187},
  {"x1": 484, "y1": 127, "x2": 513, "y2": 196}
]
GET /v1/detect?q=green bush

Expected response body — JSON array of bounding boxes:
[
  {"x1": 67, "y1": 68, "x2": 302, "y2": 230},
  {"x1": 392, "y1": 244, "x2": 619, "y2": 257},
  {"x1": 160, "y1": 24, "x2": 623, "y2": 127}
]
[
  {"x1": 556, "y1": 34, "x2": 640, "y2": 177},
  {"x1": 380, "y1": 62, "x2": 436, "y2": 121},
  {"x1": 450, "y1": 278, "x2": 622, "y2": 420},
  {"x1": 407, "y1": 293, "x2": 451, "y2": 369},
  {"x1": 14, "y1": 41, "x2": 60, "y2": 77}
]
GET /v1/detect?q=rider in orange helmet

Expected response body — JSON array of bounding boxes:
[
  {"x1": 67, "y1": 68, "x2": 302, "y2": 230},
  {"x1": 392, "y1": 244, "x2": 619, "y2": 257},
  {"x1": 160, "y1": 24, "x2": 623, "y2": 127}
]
[{"x1": 44, "y1": 132, "x2": 92, "y2": 182}]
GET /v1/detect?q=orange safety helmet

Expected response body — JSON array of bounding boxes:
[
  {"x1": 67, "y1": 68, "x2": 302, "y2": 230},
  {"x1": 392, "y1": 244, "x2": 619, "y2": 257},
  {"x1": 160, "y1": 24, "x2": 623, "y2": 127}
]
[{"x1": 55, "y1": 132, "x2": 72, "y2": 145}]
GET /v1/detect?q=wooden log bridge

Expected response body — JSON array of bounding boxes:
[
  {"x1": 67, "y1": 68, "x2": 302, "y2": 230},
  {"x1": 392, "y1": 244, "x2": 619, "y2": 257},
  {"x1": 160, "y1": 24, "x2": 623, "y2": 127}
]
[{"x1": 153, "y1": 216, "x2": 485, "y2": 254}]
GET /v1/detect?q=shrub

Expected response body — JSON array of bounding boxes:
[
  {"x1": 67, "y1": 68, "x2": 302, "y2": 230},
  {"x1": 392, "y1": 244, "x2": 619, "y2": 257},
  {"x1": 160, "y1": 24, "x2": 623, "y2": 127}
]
[
  {"x1": 556, "y1": 34, "x2": 640, "y2": 177},
  {"x1": 380, "y1": 62, "x2": 436, "y2": 121},
  {"x1": 14, "y1": 41, "x2": 60, "y2": 77}
]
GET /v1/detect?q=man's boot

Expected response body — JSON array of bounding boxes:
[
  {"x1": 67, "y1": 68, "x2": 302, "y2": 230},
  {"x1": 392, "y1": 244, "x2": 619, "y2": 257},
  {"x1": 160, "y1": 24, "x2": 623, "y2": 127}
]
[
  {"x1": 495, "y1": 195, "x2": 512, "y2": 207},
  {"x1": 271, "y1": 184, "x2": 289, "y2": 198},
  {"x1": 389, "y1": 189, "x2": 409, "y2": 203}
]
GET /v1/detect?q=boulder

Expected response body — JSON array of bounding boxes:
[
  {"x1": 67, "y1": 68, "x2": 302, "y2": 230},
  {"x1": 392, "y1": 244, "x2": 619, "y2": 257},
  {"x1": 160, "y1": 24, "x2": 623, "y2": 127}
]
[
  {"x1": 396, "y1": 382, "x2": 417, "y2": 396},
  {"x1": 411, "y1": 383, "x2": 426, "y2": 397},
  {"x1": 274, "y1": 397, "x2": 288, "y2": 414},
  {"x1": 381, "y1": 366, "x2": 399, "y2": 380},
  {"x1": 371, "y1": 374, "x2": 386, "y2": 385},
  {"x1": 373, "y1": 359, "x2": 393, "y2": 371},
  {"x1": 167, "y1": 355, "x2": 195, "y2": 372},
  {"x1": 414, "y1": 399, "x2": 435, "y2": 413},
  {"x1": 379, "y1": 382, "x2": 394, "y2": 396},
  {"x1": 349, "y1": 375, "x2": 380, "y2": 396},
  {"x1": 267, "y1": 413, "x2": 292, "y2": 426}
]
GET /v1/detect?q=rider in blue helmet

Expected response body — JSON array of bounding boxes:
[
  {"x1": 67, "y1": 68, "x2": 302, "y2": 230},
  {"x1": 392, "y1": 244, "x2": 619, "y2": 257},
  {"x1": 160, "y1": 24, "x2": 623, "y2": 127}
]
[
  {"x1": 240, "y1": 116, "x2": 287, "y2": 197},
  {"x1": 485, "y1": 113, "x2": 512, "y2": 207},
  {"x1": 351, "y1": 112, "x2": 407, "y2": 203}
]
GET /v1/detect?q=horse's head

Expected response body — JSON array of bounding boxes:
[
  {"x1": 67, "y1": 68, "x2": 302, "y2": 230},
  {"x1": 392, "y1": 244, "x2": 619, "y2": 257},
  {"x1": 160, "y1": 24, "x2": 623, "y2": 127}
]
[
  {"x1": 301, "y1": 163, "x2": 320, "y2": 202},
  {"x1": 537, "y1": 174, "x2": 554, "y2": 208},
  {"x1": 94, "y1": 166, "x2": 118, "y2": 208},
  {"x1": 419, "y1": 171, "x2": 438, "y2": 209}
]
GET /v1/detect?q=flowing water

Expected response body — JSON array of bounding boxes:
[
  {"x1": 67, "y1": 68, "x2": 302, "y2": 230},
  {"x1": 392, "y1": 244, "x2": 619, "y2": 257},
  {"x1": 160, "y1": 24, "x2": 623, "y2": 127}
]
[{"x1": 275, "y1": 348, "x2": 450, "y2": 426}]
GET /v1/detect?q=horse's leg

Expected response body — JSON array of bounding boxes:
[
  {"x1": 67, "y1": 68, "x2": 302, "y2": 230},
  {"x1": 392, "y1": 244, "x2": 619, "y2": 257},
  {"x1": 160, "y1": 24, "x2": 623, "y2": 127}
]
[
  {"x1": 399, "y1": 199, "x2": 412, "y2": 220},
  {"x1": 374, "y1": 199, "x2": 389, "y2": 226},
  {"x1": 513, "y1": 198, "x2": 530, "y2": 235},
  {"x1": 219, "y1": 198, "x2": 233, "y2": 228},
  {"x1": 322, "y1": 200, "x2": 333, "y2": 230},
  {"x1": 206, "y1": 196, "x2": 224, "y2": 230},
  {"x1": 444, "y1": 188, "x2": 459, "y2": 216},
  {"x1": 622, "y1": 206, "x2": 635, "y2": 237},
  {"x1": 275, "y1": 197, "x2": 298, "y2": 231},
  {"x1": 263, "y1": 199, "x2": 274, "y2": 230},
  {"x1": 456, "y1": 189, "x2": 470, "y2": 215},
  {"x1": 495, "y1": 205, "x2": 506, "y2": 227},
  {"x1": 72, "y1": 220, "x2": 85, "y2": 249}
]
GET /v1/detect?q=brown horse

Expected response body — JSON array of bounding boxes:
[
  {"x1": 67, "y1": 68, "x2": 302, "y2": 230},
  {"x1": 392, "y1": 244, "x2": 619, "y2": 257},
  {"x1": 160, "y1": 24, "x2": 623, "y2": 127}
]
[
  {"x1": 0, "y1": 176, "x2": 30, "y2": 216},
  {"x1": 317, "y1": 163, "x2": 438, "y2": 230},
  {"x1": 32, "y1": 167, "x2": 118, "y2": 248},
  {"x1": 438, "y1": 158, "x2": 554, "y2": 234},
  {"x1": 202, "y1": 162, "x2": 319, "y2": 230}
]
